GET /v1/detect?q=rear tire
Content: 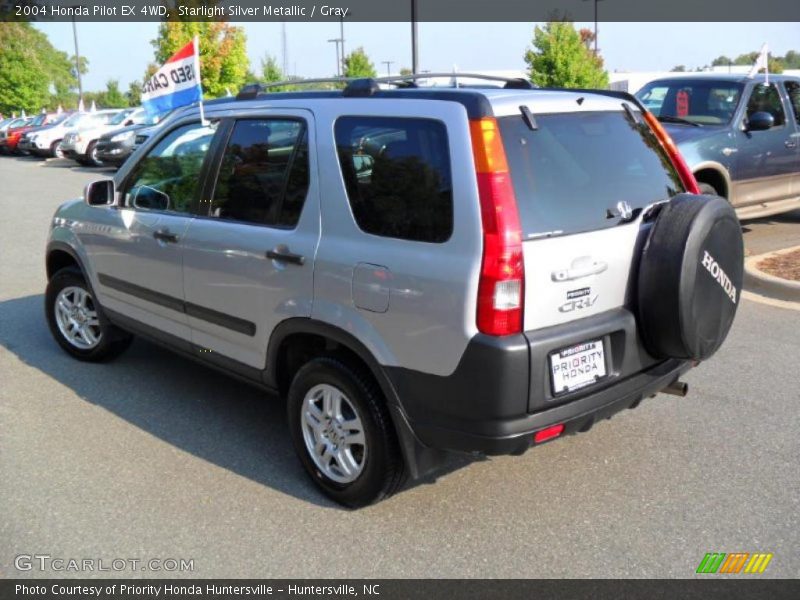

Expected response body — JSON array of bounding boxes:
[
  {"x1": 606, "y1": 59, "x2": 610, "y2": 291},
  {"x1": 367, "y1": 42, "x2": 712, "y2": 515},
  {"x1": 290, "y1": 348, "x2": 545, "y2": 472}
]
[
  {"x1": 45, "y1": 267, "x2": 132, "y2": 362},
  {"x1": 287, "y1": 357, "x2": 405, "y2": 508}
]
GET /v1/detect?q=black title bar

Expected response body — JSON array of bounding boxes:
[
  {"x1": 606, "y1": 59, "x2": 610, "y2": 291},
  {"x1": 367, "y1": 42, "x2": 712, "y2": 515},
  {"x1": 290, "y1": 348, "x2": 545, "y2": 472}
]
[{"x1": 1, "y1": 0, "x2": 800, "y2": 22}]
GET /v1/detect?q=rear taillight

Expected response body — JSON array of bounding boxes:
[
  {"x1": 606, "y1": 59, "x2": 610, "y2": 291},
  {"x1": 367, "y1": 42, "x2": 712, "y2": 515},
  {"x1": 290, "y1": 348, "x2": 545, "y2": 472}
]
[
  {"x1": 470, "y1": 117, "x2": 524, "y2": 336},
  {"x1": 642, "y1": 111, "x2": 700, "y2": 194}
]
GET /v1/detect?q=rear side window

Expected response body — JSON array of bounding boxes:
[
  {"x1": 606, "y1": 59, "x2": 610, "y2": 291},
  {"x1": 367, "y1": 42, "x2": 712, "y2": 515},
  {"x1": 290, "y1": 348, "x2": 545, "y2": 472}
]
[
  {"x1": 636, "y1": 80, "x2": 743, "y2": 124},
  {"x1": 210, "y1": 119, "x2": 309, "y2": 227},
  {"x1": 335, "y1": 116, "x2": 453, "y2": 243},
  {"x1": 499, "y1": 111, "x2": 683, "y2": 238}
]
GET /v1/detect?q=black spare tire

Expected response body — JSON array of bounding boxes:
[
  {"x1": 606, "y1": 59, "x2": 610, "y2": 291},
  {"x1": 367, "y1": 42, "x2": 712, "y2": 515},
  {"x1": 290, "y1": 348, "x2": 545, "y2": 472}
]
[{"x1": 637, "y1": 194, "x2": 743, "y2": 361}]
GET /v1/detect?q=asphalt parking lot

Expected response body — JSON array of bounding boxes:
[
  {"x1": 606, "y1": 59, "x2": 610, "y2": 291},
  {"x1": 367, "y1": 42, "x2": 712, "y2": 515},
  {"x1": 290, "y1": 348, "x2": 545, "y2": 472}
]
[{"x1": 1, "y1": 155, "x2": 798, "y2": 579}]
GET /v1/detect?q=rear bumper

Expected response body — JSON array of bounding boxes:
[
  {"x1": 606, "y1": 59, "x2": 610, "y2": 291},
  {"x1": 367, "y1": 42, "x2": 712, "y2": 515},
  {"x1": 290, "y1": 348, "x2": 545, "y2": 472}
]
[{"x1": 386, "y1": 308, "x2": 692, "y2": 455}]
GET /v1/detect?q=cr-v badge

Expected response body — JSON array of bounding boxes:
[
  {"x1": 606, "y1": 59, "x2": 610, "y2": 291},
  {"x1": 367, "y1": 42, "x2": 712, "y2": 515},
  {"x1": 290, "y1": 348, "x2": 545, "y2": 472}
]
[{"x1": 559, "y1": 287, "x2": 599, "y2": 313}]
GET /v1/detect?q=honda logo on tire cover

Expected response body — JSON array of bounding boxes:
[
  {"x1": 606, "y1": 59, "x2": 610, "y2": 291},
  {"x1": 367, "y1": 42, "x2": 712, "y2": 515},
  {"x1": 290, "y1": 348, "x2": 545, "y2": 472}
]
[{"x1": 701, "y1": 251, "x2": 737, "y2": 304}]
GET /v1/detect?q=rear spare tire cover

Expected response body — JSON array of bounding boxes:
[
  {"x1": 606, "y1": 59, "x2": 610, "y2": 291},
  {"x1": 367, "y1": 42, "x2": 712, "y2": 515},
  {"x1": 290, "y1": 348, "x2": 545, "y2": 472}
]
[{"x1": 637, "y1": 194, "x2": 743, "y2": 361}]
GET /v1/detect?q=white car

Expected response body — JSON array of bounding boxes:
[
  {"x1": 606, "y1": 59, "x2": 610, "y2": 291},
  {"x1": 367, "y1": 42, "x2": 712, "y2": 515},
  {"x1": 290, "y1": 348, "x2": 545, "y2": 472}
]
[{"x1": 60, "y1": 109, "x2": 138, "y2": 166}]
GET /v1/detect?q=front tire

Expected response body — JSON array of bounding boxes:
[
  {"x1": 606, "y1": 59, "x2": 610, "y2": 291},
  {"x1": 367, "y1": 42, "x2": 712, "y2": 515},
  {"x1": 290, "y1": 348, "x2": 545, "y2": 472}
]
[
  {"x1": 45, "y1": 267, "x2": 132, "y2": 361},
  {"x1": 51, "y1": 140, "x2": 64, "y2": 159},
  {"x1": 287, "y1": 357, "x2": 405, "y2": 508},
  {"x1": 85, "y1": 141, "x2": 103, "y2": 167}
]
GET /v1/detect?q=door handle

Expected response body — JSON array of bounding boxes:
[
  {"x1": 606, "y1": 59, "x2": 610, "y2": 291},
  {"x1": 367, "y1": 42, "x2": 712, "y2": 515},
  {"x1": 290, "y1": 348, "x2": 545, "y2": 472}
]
[
  {"x1": 785, "y1": 140, "x2": 797, "y2": 149},
  {"x1": 266, "y1": 247, "x2": 305, "y2": 266},
  {"x1": 153, "y1": 229, "x2": 178, "y2": 243}
]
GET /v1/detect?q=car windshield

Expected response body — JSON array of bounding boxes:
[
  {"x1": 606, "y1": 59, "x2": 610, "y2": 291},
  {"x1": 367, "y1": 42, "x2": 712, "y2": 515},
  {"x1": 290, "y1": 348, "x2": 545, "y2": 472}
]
[
  {"x1": 31, "y1": 114, "x2": 47, "y2": 126},
  {"x1": 108, "y1": 110, "x2": 132, "y2": 126},
  {"x1": 636, "y1": 79, "x2": 744, "y2": 125}
]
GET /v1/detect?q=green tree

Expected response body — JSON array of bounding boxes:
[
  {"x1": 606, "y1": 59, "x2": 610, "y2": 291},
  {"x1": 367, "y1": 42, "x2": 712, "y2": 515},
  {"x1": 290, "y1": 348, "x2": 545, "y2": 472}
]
[
  {"x1": 343, "y1": 47, "x2": 377, "y2": 78},
  {"x1": 524, "y1": 21, "x2": 608, "y2": 89},
  {"x1": 261, "y1": 54, "x2": 283, "y2": 83},
  {"x1": 671, "y1": 65, "x2": 687, "y2": 72},
  {"x1": 99, "y1": 80, "x2": 128, "y2": 108},
  {"x1": 127, "y1": 80, "x2": 142, "y2": 106},
  {"x1": 711, "y1": 55, "x2": 733, "y2": 67},
  {"x1": 0, "y1": 23, "x2": 79, "y2": 114},
  {"x1": 150, "y1": 21, "x2": 249, "y2": 98},
  {"x1": 399, "y1": 67, "x2": 413, "y2": 76}
]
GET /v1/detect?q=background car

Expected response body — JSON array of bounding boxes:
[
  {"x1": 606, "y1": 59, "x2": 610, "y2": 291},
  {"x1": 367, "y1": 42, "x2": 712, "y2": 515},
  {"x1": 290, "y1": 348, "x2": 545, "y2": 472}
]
[
  {"x1": 95, "y1": 110, "x2": 171, "y2": 167},
  {"x1": 60, "y1": 109, "x2": 132, "y2": 166},
  {"x1": 17, "y1": 112, "x2": 73, "y2": 155},
  {"x1": 636, "y1": 74, "x2": 800, "y2": 219},
  {"x1": 0, "y1": 115, "x2": 49, "y2": 154}
]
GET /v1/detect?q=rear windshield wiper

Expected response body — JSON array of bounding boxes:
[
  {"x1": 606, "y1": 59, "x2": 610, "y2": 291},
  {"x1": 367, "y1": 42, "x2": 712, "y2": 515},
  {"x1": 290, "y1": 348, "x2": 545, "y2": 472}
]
[{"x1": 656, "y1": 115, "x2": 702, "y2": 127}]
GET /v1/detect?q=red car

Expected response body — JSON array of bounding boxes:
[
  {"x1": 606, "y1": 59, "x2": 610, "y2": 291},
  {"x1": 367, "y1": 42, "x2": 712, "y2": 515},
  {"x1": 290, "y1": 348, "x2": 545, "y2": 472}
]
[{"x1": 0, "y1": 113, "x2": 58, "y2": 154}]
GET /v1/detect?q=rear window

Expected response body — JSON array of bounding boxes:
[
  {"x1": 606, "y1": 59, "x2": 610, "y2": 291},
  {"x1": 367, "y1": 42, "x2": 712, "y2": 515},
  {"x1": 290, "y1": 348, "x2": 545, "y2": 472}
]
[{"x1": 499, "y1": 111, "x2": 683, "y2": 238}]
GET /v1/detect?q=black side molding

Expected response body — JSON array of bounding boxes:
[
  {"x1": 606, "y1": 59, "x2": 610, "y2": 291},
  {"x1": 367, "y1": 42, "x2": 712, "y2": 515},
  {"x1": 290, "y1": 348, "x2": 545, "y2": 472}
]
[{"x1": 98, "y1": 273, "x2": 256, "y2": 337}]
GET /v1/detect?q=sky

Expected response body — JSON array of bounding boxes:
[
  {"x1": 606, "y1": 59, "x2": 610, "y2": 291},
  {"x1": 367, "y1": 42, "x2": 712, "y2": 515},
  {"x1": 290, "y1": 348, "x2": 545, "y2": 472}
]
[{"x1": 33, "y1": 21, "x2": 800, "y2": 92}]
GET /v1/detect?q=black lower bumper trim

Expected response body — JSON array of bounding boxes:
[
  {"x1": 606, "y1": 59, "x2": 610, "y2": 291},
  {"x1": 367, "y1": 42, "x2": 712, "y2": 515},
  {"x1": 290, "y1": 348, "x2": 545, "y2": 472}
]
[{"x1": 395, "y1": 357, "x2": 690, "y2": 455}]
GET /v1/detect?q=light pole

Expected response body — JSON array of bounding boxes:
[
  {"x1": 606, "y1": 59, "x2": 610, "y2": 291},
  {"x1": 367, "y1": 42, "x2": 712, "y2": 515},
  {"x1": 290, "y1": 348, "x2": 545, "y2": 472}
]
[
  {"x1": 411, "y1": 0, "x2": 419, "y2": 73},
  {"x1": 382, "y1": 61, "x2": 394, "y2": 77},
  {"x1": 339, "y1": 16, "x2": 346, "y2": 76},
  {"x1": 70, "y1": 8, "x2": 83, "y2": 104},
  {"x1": 328, "y1": 38, "x2": 342, "y2": 77},
  {"x1": 583, "y1": 0, "x2": 605, "y2": 56}
]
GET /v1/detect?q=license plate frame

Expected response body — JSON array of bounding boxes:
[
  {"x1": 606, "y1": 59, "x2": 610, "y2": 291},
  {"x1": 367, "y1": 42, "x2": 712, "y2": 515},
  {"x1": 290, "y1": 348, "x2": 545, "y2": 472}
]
[{"x1": 549, "y1": 339, "x2": 607, "y2": 395}]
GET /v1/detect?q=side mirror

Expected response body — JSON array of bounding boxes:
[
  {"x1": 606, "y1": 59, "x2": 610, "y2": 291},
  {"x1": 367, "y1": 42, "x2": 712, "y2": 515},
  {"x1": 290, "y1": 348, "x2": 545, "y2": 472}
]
[
  {"x1": 746, "y1": 111, "x2": 774, "y2": 131},
  {"x1": 84, "y1": 179, "x2": 115, "y2": 206},
  {"x1": 124, "y1": 119, "x2": 134, "y2": 126}
]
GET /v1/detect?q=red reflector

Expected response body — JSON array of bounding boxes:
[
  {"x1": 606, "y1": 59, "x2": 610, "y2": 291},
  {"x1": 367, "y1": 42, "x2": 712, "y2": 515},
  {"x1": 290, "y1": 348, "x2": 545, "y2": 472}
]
[{"x1": 534, "y1": 424, "x2": 564, "y2": 444}]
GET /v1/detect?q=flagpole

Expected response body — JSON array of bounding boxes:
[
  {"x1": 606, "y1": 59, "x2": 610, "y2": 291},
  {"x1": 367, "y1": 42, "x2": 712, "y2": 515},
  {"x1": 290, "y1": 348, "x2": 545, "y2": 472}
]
[{"x1": 193, "y1": 35, "x2": 207, "y2": 125}]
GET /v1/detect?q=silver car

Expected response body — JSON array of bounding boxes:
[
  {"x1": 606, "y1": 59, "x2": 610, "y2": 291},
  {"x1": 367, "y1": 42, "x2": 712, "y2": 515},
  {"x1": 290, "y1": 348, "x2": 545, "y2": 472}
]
[{"x1": 44, "y1": 76, "x2": 746, "y2": 507}]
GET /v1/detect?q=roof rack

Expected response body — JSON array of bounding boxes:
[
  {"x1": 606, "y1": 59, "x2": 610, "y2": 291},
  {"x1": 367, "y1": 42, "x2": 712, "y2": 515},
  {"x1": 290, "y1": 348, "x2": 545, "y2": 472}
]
[{"x1": 235, "y1": 72, "x2": 534, "y2": 100}]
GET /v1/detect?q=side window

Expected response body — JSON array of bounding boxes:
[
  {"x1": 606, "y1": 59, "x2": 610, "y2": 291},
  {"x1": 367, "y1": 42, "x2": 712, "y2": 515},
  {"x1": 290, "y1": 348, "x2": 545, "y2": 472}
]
[
  {"x1": 123, "y1": 121, "x2": 216, "y2": 213},
  {"x1": 746, "y1": 84, "x2": 786, "y2": 127},
  {"x1": 783, "y1": 81, "x2": 800, "y2": 126},
  {"x1": 334, "y1": 116, "x2": 453, "y2": 243},
  {"x1": 209, "y1": 119, "x2": 309, "y2": 227}
]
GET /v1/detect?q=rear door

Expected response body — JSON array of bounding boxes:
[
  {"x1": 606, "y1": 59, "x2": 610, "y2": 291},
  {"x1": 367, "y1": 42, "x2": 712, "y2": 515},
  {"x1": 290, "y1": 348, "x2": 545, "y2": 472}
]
[
  {"x1": 180, "y1": 111, "x2": 319, "y2": 370},
  {"x1": 498, "y1": 107, "x2": 685, "y2": 332}
]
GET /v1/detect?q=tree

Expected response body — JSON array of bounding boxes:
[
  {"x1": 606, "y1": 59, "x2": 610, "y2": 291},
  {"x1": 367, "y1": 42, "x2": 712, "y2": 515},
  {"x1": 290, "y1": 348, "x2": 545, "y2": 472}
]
[
  {"x1": 524, "y1": 21, "x2": 609, "y2": 89},
  {"x1": 0, "y1": 23, "x2": 80, "y2": 114},
  {"x1": 261, "y1": 54, "x2": 283, "y2": 83},
  {"x1": 151, "y1": 21, "x2": 249, "y2": 98},
  {"x1": 399, "y1": 67, "x2": 413, "y2": 76},
  {"x1": 98, "y1": 80, "x2": 128, "y2": 108},
  {"x1": 670, "y1": 65, "x2": 687, "y2": 72},
  {"x1": 711, "y1": 55, "x2": 733, "y2": 67},
  {"x1": 127, "y1": 80, "x2": 142, "y2": 106},
  {"x1": 343, "y1": 47, "x2": 377, "y2": 78}
]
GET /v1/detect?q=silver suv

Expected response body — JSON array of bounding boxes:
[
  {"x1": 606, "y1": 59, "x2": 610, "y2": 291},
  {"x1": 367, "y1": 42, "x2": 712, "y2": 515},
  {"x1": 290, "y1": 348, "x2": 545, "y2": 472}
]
[{"x1": 44, "y1": 75, "x2": 745, "y2": 507}]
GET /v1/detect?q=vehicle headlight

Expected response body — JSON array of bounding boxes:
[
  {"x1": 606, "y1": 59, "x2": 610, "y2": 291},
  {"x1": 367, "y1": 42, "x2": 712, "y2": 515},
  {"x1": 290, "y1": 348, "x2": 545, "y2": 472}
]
[{"x1": 110, "y1": 131, "x2": 134, "y2": 143}]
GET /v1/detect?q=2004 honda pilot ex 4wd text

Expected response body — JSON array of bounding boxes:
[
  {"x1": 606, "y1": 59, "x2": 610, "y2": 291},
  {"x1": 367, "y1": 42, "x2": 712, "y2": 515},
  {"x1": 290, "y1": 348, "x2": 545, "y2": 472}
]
[{"x1": 44, "y1": 76, "x2": 745, "y2": 507}]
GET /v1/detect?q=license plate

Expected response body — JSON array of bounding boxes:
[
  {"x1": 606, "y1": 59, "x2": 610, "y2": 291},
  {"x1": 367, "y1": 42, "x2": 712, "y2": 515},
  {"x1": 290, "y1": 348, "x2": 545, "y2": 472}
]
[{"x1": 550, "y1": 339, "x2": 607, "y2": 394}]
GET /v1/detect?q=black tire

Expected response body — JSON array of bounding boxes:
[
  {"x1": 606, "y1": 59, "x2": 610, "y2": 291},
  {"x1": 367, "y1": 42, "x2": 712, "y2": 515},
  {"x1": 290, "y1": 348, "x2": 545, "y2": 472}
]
[
  {"x1": 287, "y1": 357, "x2": 405, "y2": 508},
  {"x1": 636, "y1": 194, "x2": 744, "y2": 361},
  {"x1": 697, "y1": 182, "x2": 718, "y2": 196},
  {"x1": 85, "y1": 141, "x2": 103, "y2": 167},
  {"x1": 51, "y1": 140, "x2": 63, "y2": 159},
  {"x1": 45, "y1": 267, "x2": 133, "y2": 362}
]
